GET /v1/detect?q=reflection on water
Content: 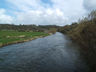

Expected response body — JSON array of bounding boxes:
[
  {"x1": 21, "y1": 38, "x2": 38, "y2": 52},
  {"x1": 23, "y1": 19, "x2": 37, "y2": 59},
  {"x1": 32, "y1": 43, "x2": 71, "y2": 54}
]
[{"x1": 0, "y1": 32, "x2": 88, "y2": 72}]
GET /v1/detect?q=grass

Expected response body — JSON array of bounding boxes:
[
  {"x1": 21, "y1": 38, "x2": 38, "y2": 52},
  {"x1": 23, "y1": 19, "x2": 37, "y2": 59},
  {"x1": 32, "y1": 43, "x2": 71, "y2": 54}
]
[
  {"x1": 0, "y1": 31, "x2": 49, "y2": 47},
  {"x1": 67, "y1": 21, "x2": 96, "y2": 72}
]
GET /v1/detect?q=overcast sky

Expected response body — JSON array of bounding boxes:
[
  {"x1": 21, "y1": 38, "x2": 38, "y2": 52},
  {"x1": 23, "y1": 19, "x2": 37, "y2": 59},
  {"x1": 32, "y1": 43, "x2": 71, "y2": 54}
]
[{"x1": 0, "y1": 0, "x2": 96, "y2": 26}]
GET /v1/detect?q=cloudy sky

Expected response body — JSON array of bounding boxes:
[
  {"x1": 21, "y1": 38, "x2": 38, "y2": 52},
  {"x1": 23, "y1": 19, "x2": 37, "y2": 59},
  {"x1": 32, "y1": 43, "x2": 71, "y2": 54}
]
[{"x1": 0, "y1": 0, "x2": 96, "y2": 26}]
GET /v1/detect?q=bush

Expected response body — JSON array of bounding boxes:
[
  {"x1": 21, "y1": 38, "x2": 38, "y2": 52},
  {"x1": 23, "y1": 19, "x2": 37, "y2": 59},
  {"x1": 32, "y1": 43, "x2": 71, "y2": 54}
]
[{"x1": 59, "y1": 10, "x2": 96, "y2": 72}]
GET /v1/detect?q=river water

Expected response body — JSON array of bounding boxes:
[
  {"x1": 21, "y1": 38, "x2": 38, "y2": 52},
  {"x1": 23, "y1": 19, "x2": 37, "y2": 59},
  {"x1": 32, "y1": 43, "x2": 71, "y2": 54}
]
[{"x1": 0, "y1": 32, "x2": 88, "y2": 72}]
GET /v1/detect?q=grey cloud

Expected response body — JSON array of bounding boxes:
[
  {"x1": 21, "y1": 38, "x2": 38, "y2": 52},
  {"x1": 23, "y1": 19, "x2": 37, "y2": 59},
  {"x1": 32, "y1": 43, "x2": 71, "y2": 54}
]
[{"x1": 83, "y1": 0, "x2": 96, "y2": 11}]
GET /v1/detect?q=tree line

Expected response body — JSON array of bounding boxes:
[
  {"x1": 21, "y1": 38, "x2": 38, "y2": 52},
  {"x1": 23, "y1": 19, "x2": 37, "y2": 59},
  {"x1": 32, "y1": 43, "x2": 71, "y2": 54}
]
[{"x1": 0, "y1": 24, "x2": 59, "y2": 32}]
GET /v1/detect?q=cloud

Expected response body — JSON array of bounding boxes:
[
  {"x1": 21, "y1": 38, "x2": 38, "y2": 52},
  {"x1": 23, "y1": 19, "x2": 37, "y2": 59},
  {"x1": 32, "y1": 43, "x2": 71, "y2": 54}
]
[
  {"x1": 15, "y1": 9, "x2": 68, "y2": 25},
  {"x1": 7, "y1": 0, "x2": 69, "y2": 25},
  {"x1": 7, "y1": 0, "x2": 45, "y2": 11},
  {"x1": 52, "y1": 0, "x2": 86, "y2": 21},
  {"x1": 83, "y1": 0, "x2": 96, "y2": 11},
  {"x1": 0, "y1": 9, "x2": 14, "y2": 24},
  {"x1": 1, "y1": 0, "x2": 94, "y2": 25}
]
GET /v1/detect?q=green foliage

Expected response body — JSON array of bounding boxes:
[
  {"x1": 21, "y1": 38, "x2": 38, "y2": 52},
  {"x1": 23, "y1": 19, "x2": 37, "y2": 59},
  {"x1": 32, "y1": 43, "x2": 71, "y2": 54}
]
[
  {"x1": 0, "y1": 31, "x2": 49, "y2": 47},
  {"x1": 0, "y1": 24, "x2": 59, "y2": 47},
  {"x1": 0, "y1": 24, "x2": 59, "y2": 32}
]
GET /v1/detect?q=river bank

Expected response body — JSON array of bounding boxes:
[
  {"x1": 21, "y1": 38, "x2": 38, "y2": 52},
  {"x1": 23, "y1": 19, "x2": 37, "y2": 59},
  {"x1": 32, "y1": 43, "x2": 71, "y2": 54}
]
[
  {"x1": 0, "y1": 36, "x2": 47, "y2": 48},
  {"x1": 0, "y1": 31, "x2": 50, "y2": 48},
  {"x1": 59, "y1": 11, "x2": 96, "y2": 72}
]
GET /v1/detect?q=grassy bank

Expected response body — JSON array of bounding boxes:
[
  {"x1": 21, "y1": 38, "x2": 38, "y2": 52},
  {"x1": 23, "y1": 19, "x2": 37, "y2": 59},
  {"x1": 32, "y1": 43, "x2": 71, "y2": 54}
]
[
  {"x1": 59, "y1": 10, "x2": 96, "y2": 72},
  {"x1": 0, "y1": 31, "x2": 49, "y2": 47}
]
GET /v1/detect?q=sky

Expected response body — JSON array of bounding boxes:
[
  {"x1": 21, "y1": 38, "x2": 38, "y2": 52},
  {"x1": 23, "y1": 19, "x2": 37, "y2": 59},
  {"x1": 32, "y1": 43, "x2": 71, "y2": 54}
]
[{"x1": 0, "y1": 0, "x2": 96, "y2": 26}]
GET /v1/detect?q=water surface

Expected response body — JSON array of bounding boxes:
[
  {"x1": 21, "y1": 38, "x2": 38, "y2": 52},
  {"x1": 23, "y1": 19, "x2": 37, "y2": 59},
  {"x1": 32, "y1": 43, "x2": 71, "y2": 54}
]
[{"x1": 0, "y1": 32, "x2": 88, "y2": 72}]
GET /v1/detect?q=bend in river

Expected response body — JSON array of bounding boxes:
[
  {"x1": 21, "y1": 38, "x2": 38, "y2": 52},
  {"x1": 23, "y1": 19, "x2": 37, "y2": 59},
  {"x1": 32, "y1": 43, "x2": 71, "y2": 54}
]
[{"x1": 0, "y1": 32, "x2": 89, "y2": 72}]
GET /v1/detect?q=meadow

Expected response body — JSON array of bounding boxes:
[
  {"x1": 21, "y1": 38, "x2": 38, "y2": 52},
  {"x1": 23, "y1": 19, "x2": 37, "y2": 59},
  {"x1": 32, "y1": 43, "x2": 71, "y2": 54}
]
[{"x1": 0, "y1": 31, "x2": 49, "y2": 47}]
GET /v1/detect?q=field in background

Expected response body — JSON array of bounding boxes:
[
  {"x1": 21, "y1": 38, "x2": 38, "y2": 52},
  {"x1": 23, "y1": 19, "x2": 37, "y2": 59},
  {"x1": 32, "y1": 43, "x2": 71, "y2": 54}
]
[{"x1": 0, "y1": 31, "x2": 49, "y2": 47}]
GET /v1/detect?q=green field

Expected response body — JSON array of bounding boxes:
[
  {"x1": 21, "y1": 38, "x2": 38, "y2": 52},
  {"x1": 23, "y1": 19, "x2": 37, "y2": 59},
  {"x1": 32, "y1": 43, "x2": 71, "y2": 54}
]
[{"x1": 0, "y1": 31, "x2": 49, "y2": 47}]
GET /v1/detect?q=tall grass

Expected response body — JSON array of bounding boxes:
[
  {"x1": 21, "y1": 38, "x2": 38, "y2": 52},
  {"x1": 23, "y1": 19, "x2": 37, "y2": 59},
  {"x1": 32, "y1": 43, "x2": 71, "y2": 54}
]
[{"x1": 59, "y1": 10, "x2": 96, "y2": 72}]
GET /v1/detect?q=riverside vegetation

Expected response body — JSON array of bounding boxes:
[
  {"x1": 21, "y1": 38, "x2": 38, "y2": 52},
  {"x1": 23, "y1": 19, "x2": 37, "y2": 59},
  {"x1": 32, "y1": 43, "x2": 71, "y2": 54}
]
[
  {"x1": 58, "y1": 10, "x2": 96, "y2": 72},
  {"x1": 0, "y1": 31, "x2": 49, "y2": 47},
  {"x1": 0, "y1": 25, "x2": 58, "y2": 47}
]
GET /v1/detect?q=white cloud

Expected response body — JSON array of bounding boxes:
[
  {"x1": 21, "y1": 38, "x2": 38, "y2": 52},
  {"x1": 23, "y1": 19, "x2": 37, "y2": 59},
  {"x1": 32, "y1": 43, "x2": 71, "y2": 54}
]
[
  {"x1": 7, "y1": 0, "x2": 44, "y2": 11},
  {"x1": 51, "y1": 0, "x2": 87, "y2": 22},
  {"x1": 1, "y1": 0, "x2": 95, "y2": 25},
  {"x1": 0, "y1": 9, "x2": 14, "y2": 24},
  {"x1": 15, "y1": 9, "x2": 67, "y2": 26},
  {"x1": 7, "y1": 0, "x2": 68, "y2": 25}
]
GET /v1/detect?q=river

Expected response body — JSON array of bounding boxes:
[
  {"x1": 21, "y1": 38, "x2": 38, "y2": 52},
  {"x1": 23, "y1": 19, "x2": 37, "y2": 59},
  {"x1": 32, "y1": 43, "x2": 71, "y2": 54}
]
[{"x1": 0, "y1": 32, "x2": 89, "y2": 72}]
